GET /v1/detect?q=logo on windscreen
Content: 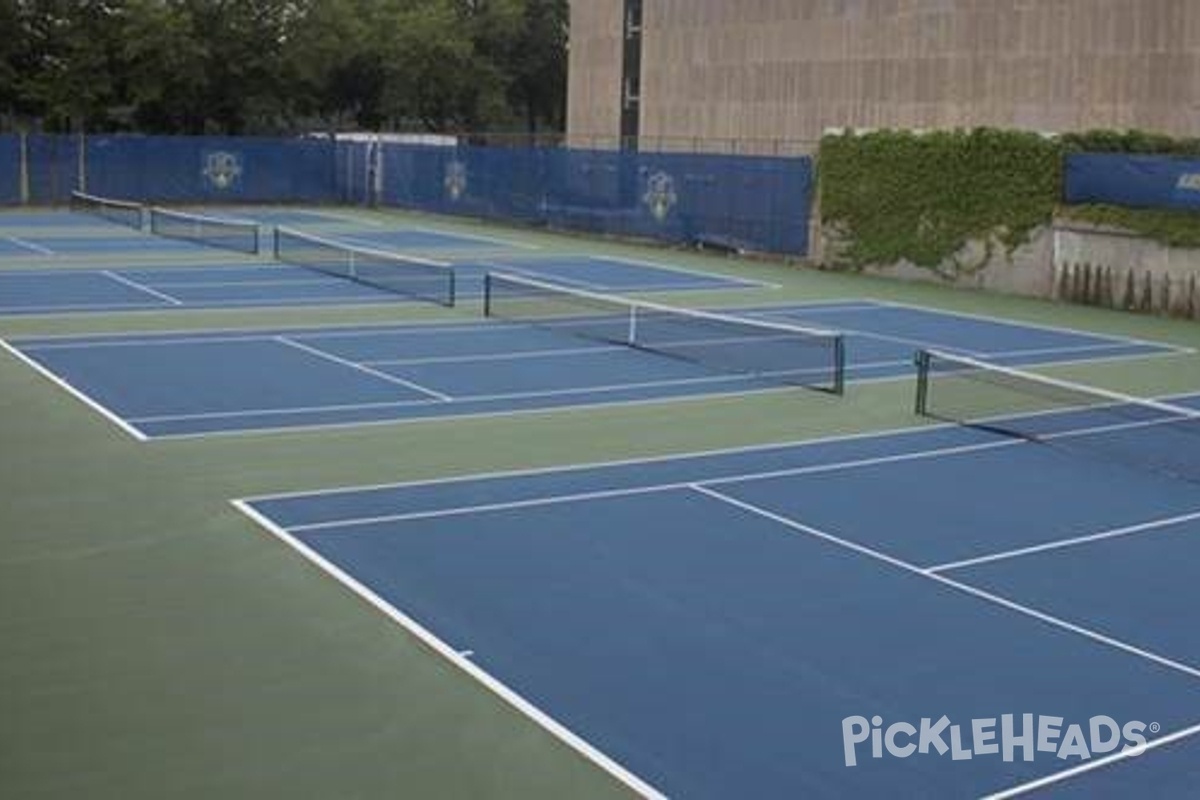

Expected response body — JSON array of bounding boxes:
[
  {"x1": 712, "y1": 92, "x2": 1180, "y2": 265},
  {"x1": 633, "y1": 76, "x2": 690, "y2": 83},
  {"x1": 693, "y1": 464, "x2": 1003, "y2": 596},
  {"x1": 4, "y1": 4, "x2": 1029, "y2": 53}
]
[
  {"x1": 202, "y1": 151, "x2": 242, "y2": 191},
  {"x1": 444, "y1": 160, "x2": 468, "y2": 201},
  {"x1": 1176, "y1": 173, "x2": 1200, "y2": 191},
  {"x1": 643, "y1": 170, "x2": 678, "y2": 222}
]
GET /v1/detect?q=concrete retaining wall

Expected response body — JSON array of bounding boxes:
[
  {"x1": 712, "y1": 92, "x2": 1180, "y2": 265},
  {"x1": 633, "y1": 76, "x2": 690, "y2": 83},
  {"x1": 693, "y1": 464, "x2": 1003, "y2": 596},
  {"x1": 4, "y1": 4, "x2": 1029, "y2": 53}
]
[{"x1": 817, "y1": 221, "x2": 1200, "y2": 319}]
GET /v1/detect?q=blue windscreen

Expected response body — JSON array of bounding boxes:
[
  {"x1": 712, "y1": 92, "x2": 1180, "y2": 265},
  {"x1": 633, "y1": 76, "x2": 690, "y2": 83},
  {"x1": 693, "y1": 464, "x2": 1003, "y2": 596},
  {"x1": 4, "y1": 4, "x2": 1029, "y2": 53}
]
[
  {"x1": 1065, "y1": 153, "x2": 1200, "y2": 212},
  {"x1": 380, "y1": 144, "x2": 813, "y2": 256},
  {"x1": 0, "y1": 135, "x2": 20, "y2": 204},
  {"x1": 84, "y1": 135, "x2": 338, "y2": 203}
]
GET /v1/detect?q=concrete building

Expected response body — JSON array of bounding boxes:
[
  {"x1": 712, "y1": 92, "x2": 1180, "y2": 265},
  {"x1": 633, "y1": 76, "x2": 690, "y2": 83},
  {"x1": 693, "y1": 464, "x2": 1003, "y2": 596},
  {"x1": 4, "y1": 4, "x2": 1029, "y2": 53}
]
[{"x1": 567, "y1": 0, "x2": 1200, "y2": 153}]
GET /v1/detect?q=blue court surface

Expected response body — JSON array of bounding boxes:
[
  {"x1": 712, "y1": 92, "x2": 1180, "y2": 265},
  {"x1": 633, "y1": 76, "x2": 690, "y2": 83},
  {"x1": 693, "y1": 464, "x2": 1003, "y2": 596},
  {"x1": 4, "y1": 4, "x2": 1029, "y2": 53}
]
[
  {"x1": 341, "y1": 227, "x2": 545, "y2": 252},
  {"x1": 4, "y1": 300, "x2": 1178, "y2": 439},
  {"x1": 0, "y1": 231, "x2": 237, "y2": 255},
  {"x1": 236, "y1": 399, "x2": 1200, "y2": 798},
  {"x1": 0, "y1": 208, "x2": 535, "y2": 261},
  {"x1": 0, "y1": 255, "x2": 760, "y2": 316},
  {"x1": 0, "y1": 209, "x2": 345, "y2": 228}
]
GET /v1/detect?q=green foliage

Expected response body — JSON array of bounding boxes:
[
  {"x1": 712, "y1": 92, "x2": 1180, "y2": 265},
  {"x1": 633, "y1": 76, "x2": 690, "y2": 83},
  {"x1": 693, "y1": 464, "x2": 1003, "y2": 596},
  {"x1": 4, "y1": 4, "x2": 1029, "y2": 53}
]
[
  {"x1": 819, "y1": 129, "x2": 1062, "y2": 274},
  {"x1": 1062, "y1": 129, "x2": 1200, "y2": 156},
  {"x1": 0, "y1": 0, "x2": 569, "y2": 135},
  {"x1": 1061, "y1": 204, "x2": 1200, "y2": 249}
]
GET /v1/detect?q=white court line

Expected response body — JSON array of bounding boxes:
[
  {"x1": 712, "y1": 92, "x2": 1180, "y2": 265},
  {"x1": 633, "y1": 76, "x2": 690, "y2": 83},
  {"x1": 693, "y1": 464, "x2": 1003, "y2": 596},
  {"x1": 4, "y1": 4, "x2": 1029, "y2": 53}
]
[
  {"x1": 129, "y1": 365, "x2": 823, "y2": 425},
  {"x1": 485, "y1": 262, "x2": 609, "y2": 291},
  {"x1": 238, "y1": 416, "x2": 949, "y2": 503},
  {"x1": 231, "y1": 500, "x2": 666, "y2": 800},
  {"x1": 18, "y1": 320, "x2": 508, "y2": 350},
  {"x1": 15, "y1": 312, "x2": 1194, "y2": 439},
  {"x1": 236, "y1": 384, "x2": 1200, "y2": 503},
  {"x1": 145, "y1": 277, "x2": 337, "y2": 290},
  {"x1": 926, "y1": 509, "x2": 1200, "y2": 574},
  {"x1": 15, "y1": 297, "x2": 406, "y2": 316},
  {"x1": 135, "y1": 395, "x2": 441, "y2": 423},
  {"x1": 0, "y1": 338, "x2": 147, "y2": 441},
  {"x1": 405, "y1": 226, "x2": 541, "y2": 250},
  {"x1": 285, "y1": 436, "x2": 1025, "y2": 532},
  {"x1": 982, "y1": 717, "x2": 1200, "y2": 798},
  {"x1": 363, "y1": 344, "x2": 626, "y2": 368},
  {"x1": 280, "y1": 408, "x2": 1199, "y2": 532},
  {"x1": 5, "y1": 236, "x2": 55, "y2": 256},
  {"x1": 316, "y1": 211, "x2": 386, "y2": 227},
  {"x1": 874, "y1": 298, "x2": 1196, "y2": 355},
  {"x1": 619, "y1": 281, "x2": 777, "y2": 293},
  {"x1": 135, "y1": 350, "x2": 1199, "y2": 440},
  {"x1": 759, "y1": 308, "x2": 1162, "y2": 362},
  {"x1": 101, "y1": 270, "x2": 184, "y2": 306},
  {"x1": 3, "y1": 301, "x2": 870, "y2": 347},
  {"x1": 273, "y1": 336, "x2": 452, "y2": 402},
  {"x1": 131, "y1": 385, "x2": 793, "y2": 433},
  {"x1": 346, "y1": 230, "x2": 538, "y2": 252},
  {"x1": 726, "y1": 300, "x2": 887, "y2": 316},
  {"x1": 592, "y1": 254, "x2": 779, "y2": 289},
  {"x1": 1, "y1": 301, "x2": 171, "y2": 315},
  {"x1": 965, "y1": 340, "x2": 1166, "y2": 360},
  {"x1": 0, "y1": 264, "x2": 295, "y2": 279},
  {"x1": 362, "y1": 331, "x2": 822, "y2": 368},
  {"x1": 690, "y1": 485, "x2": 1200, "y2": 682}
]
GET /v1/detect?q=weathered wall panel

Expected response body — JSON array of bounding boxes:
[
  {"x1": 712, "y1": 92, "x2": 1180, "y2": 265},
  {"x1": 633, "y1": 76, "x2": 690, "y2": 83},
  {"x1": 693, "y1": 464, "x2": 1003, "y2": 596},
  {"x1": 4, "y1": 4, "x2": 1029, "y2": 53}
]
[{"x1": 569, "y1": 0, "x2": 1200, "y2": 150}]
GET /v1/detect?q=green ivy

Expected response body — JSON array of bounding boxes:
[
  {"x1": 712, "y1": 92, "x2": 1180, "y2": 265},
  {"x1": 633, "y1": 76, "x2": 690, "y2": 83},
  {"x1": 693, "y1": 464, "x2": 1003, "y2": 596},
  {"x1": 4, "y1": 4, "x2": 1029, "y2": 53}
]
[
  {"x1": 1061, "y1": 204, "x2": 1200, "y2": 249},
  {"x1": 818, "y1": 128, "x2": 1062, "y2": 274}
]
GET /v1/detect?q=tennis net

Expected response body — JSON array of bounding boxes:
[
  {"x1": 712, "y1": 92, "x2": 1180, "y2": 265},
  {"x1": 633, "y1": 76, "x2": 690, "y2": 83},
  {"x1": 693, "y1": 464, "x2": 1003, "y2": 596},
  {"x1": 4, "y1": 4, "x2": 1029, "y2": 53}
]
[
  {"x1": 70, "y1": 191, "x2": 143, "y2": 230},
  {"x1": 273, "y1": 226, "x2": 455, "y2": 307},
  {"x1": 149, "y1": 207, "x2": 260, "y2": 254},
  {"x1": 915, "y1": 348, "x2": 1200, "y2": 485},
  {"x1": 484, "y1": 272, "x2": 845, "y2": 394}
]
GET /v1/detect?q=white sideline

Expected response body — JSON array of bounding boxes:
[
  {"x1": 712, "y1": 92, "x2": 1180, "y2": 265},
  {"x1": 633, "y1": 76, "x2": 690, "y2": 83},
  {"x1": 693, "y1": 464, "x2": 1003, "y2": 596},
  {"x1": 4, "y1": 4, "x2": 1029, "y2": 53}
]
[
  {"x1": 102, "y1": 270, "x2": 183, "y2": 305},
  {"x1": 690, "y1": 485, "x2": 1200, "y2": 683},
  {"x1": 231, "y1": 499, "x2": 667, "y2": 800},
  {"x1": 927, "y1": 509, "x2": 1200, "y2": 573},
  {"x1": 0, "y1": 338, "x2": 147, "y2": 441},
  {"x1": 274, "y1": 335, "x2": 452, "y2": 402}
]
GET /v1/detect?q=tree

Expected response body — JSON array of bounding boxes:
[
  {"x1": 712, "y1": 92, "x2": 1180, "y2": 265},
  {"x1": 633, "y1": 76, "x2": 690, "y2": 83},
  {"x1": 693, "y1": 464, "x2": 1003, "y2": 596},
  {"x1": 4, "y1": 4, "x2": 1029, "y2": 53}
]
[
  {"x1": 466, "y1": 0, "x2": 567, "y2": 135},
  {"x1": 11, "y1": 0, "x2": 127, "y2": 130},
  {"x1": 282, "y1": 0, "x2": 386, "y2": 131},
  {"x1": 0, "y1": 0, "x2": 22, "y2": 118},
  {"x1": 120, "y1": 0, "x2": 207, "y2": 132},
  {"x1": 505, "y1": 0, "x2": 568, "y2": 133},
  {"x1": 0, "y1": 0, "x2": 571, "y2": 135}
]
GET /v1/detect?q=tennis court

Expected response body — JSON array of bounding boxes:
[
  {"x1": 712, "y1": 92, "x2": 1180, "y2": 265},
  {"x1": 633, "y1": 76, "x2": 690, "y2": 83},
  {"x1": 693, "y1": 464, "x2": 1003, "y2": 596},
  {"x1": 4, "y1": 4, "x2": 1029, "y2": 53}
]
[
  {"x1": 4, "y1": 296, "x2": 1174, "y2": 439},
  {"x1": 236, "y1": 381, "x2": 1200, "y2": 798},
  {"x1": 0, "y1": 253, "x2": 760, "y2": 315}
]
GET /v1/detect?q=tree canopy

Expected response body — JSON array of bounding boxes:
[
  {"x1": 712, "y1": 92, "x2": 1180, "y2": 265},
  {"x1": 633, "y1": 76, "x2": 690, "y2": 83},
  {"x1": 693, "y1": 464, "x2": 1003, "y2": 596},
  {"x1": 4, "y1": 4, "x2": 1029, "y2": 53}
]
[{"x1": 0, "y1": 0, "x2": 568, "y2": 135}]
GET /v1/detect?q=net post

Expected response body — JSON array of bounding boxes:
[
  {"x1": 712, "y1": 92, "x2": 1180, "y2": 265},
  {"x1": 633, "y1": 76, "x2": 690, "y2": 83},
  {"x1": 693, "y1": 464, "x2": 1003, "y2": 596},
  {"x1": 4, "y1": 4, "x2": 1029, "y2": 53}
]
[
  {"x1": 272, "y1": 227, "x2": 282, "y2": 260},
  {"x1": 913, "y1": 349, "x2": 931, "y2": 415},
  {"x1": 627, "y1": 305, "x2": 638, "y2": 345},
  {"x1": 447, "y1": 268, "x2": 456, "y2": 307},
  {"x1": 482, "y1": 273, "x2": 492, "y2": 317}
]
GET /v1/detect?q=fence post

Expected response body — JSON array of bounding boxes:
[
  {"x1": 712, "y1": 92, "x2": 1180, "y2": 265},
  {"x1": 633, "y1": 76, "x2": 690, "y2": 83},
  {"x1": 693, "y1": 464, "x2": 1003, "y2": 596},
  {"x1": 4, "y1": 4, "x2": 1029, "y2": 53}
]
[
  {"x1": 18, "y1": 132, "x2": 29, "y2": 205},
  {"x1": 77, "y1": 131, "x2": 87, "y2": 192}
]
